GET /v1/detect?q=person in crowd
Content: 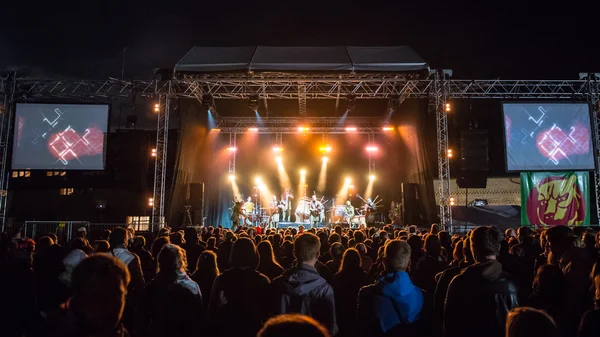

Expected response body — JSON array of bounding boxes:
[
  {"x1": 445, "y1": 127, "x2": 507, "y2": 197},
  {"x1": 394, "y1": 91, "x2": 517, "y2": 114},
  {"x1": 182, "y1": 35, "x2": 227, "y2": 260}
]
[
  {"x1": 257, "y1": 241, "x2": 284, "y2": 281},
  {"x1": 208, "y1": 237, "x2": 270, "y2": 337},
  {"x1": 506, "y1": 307, "x2": 559, "y2": 337},
  {"x1": 356, "y1": 243, "x2": 374, "y2": 273},
  {"x1": 526, "y1": 264, "x2": 566, "y2": 335},
  {"x1": 448, "y1": 239, "x2": 463, "y2": 267},
  {"x1": 34, "y1": 242, "x2": 68, "y2": 314},
  {"x1": 101, "y1": 229, "x2": 111, "y2": 241},
  {"x1": 414, "y1": 234, "x2": 447, "y2": 293},
  {"x1": 207, "y1": 236, "x2": 219, "y2": 254},
  {"x1": 407, "y1": 235, "x2": 423, "y2": 273},
  {"x1": 93, "y1": 240, "x2": 110, "y2": 253},
  {"x1": 579, "y1": 274, "x2": 600, "y2": 337},
  {"x1": 191, "y1": 250, "x2": 220, "y2": 307},
  {"x1": 59, "y1": 237, "x2": 89, "y2": 287},
  {"x1": 130, "y1": 235, "x2": 154, "y2": 282},
  {"x1": 108, "y1": 227, "x2": 145, "y2": 331},
  {"x1": 334, "y1": 248, "x2": 370, "y2": 337},
  {"x1": 357, "y1": 239, "x2": 425, "y2": 337},
  {"x1": 36, "y1": 236, "x2": 54, "y2": 253},
  {"x1": 33, "y1": 254, "x2": 130, "y2": 337},
  {"x1": 438, "y1": 231, "x2": 452, "y2": 260},
  {"x1": 217, "y1": 230, "x2": 235, "y2": 271},
  {"x1": 444, "y1": 226, "x2": 519, "y2": 337},
  {"x1": 258, "y1": 314, "x2": 331, "y2": 337},
  {"x1": 139, "y1": 243, "x2": 203, "y2": 337},
  {"x1": 546, "y1": 225, "x2": 593, "y2": 335},
  {"x1": 169, "y1": 231, "x2": 185, "y2": 246},
  {"x1": 325, "y1": 242, "x2": 344, "y2": 274},
  {"x1": 182, "y1": 227, "x2": 205, "y2": 274},
  {"x1": 271, "y1": 232, "x2": 337, "y2": 335},
  {"x1": 430, "y1": 224, "x2": 440, "y2": 235}
]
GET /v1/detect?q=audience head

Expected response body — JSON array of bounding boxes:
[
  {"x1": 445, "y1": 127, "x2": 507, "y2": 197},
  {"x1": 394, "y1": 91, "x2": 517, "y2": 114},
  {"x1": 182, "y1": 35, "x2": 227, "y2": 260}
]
[
  {"x1": 131, "y1": 236, "x2": 146, "y2": 250},
  {"x1": 169, "y1": 231, "x2": 185, "y2": 246},
  {"x1": 294, "y1": 233, "x2": 321, "y2": 265},
  {"x1": 470, "y1": 226, "x2": 500, "y2": 262},
  {"x1": 183, "y1": 227, "x2": 198, "y2": 245},
  {"x1": 101, "y1": 229, "x2": 111, "y2": 241},
  {"x1": 330, "y1": 242, "x2": 344, "y2": 261},
  {"x1": 37, "y1": 236, "x2": 54, "y2": 252},
  {"x1": 424, "y1": 234, "x2": 442, "y2": 257},
  {"x1": 108, "y1": 227, "x2": 128, "y2": 248},
  {"x1": 157, "y1": 243, "x2": 187, "y2": 276},
  {"x1": 257, "y1": 240, "x2": 278, "y2": 265},
  {"x1": 430, "y1": 223, "x2": 440, "y2": 235},
  {"x1": 94, "y1": 240, "x2": 110, "y2": 253},
  {"x1": 353, "y1": 230, "x2": 365, "y2": 244},
  {"x1": 546, "y1": 226, "x2": 573, "y2": 261},
  {"x1": 532, "y1": 264, "x2": 565, "y2": 296},
  {"x1": 158, "y1": 227, "x2": 170, "y2": 238},
  {"x1": 196, "y1": 250, "x2": 219, "y2": 276},
  {"x1": 207, "y1": 236, "x2": 217, "y2": 248},
  {"x1": 340, "y1": 248, "x2": 361, "y2": 272},
  {"x1": 230, "y1": 237, "x2": 259, "y2": 269},
  {"x1": 48, "y1": 233, "x2": 59, "y2": 245},
  {"x1": 383, "y1": 239, "x2": 411, "y2": 272},
  {"x1": 328, "y1": 233, "x2": 341, "y2": 244},
  {"x1": 258, "y1": 314, "x2": 330, "y2": 337},
  {"x1": 505, "y1": 307, "x2": 559, "y2": 337},
  {"x1": 453, "y1": 240, "x2": 464, "y2": 262},
  {"x1": 151, "y1": 236, "x2": 170, "y2": 258},
  {"x1": 70, "y1": 254, "x2": 130, "y2": 334}
]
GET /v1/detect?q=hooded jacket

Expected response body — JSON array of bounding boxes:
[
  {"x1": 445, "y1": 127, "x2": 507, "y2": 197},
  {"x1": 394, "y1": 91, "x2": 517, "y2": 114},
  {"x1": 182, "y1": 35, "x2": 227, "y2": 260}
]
[
  {"x1": 271, "y1": 264, "x2": 338, "y2": 335},
  {"x1": 357, "y1": 271, "x2": 424, "y2": 337},
  {"x1": 443, "y1": 259, "x2": 519, "y2": 337}
]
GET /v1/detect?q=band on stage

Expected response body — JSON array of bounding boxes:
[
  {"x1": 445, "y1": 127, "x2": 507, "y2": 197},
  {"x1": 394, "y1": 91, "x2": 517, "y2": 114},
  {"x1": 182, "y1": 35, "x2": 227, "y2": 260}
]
[{"x1": 229, "y1": 187, "x2": 397, "y2": 230}]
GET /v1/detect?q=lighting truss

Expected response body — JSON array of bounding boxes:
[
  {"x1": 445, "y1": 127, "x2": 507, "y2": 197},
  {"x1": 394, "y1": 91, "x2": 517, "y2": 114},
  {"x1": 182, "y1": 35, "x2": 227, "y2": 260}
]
[
  {"x1": 2, "y1": 71, "x2": 600, "y2": 231},
  {"x1": 213, "y1": 116, "x2": 386, "y2": 134}
]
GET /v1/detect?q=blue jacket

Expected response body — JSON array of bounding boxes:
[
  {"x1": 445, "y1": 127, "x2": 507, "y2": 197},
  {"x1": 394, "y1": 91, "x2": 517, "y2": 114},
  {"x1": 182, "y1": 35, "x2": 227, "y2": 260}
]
[{"x1": 358, "y1": 271, "x2": 424, "y2": 336}]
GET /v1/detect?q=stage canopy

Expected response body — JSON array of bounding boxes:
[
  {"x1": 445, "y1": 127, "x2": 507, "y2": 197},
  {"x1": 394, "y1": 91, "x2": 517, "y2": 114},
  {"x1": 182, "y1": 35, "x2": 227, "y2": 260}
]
[{"x1": 175, "y1": 46, "x2": 429, "y2": 73}]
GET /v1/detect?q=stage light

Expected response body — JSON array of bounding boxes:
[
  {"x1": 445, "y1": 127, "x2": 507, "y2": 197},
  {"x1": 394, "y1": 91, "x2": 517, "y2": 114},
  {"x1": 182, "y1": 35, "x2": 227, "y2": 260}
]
[
  {"x1": 319, "y1": 145, "x2": 332, "y2": 153},
  {"x1": 445, "y1": 103, "x2": 451, "y2": 112},
  {"x1": 227, "y1": 147, "x2": 237, "y2": 152},
  {"x1": 345, "y1": 127, "x2": 357, "y2": 132},
  {"x1": 322, "y1": 156, "x2": 329, "y2": 163},
  {"x1": 366, "y1": 146, "x2": 378, "y2": 153},
  {"x1": 248, "y1": 127, "x2": 259, "y2": 132},
  {"x1": 255, "y1": 176, "x2": 263, "y2": 184},
  {"x1": 449, "y1": 197, "x2": 455, "y2": 206},
  {"x1": 350, "y1": 184, "x2": 354, "y2": 189},
  {"x1": 211, "y1": 128, "x2": 221, "y2": 132},
  {"x1": 382, "y1": 127, "x2": 394, "y2": 131},
  {"x1": 272, "y1": 146, "x2": 283, "y2": 153},
  {"x1": 447, "y1": 149, "x2": 453, "y2": 158},
  {"x1": 345, "y1": 177, "x2": 352, "y2": 184},
  {"x1": 249, "y1": 94, "x2": 259, "y2": 111},
  {"x1": 369, "y1": 174, "x2": 376, "y2": 181},
  {"x1": 151, "y1": 148, "x2": 157, "y2": 157},
  {"x1": 153, "y1": 103, "x2": 160, "y2": 112},
  {"x1": 298, "y1": 126, "x2": 310, "y2": 133},
  {"x1": 148, "y1": 198, "x2": 154, "y2": 207},
  {"x1": 346, "y1": 95, "x2": 356, "y2": 112},
  {"x1": 228, "y1": 174, "x2": 235, "y2": 181},
  {"x1": 202, "y1": 94, "x2": 215, "y2": 110},
  {"x1": 300, "y1": 169, "x2": 306, "y2": 176},
  {"x1": 275, "y1": 156, "x2": 282, "y2": 163}
]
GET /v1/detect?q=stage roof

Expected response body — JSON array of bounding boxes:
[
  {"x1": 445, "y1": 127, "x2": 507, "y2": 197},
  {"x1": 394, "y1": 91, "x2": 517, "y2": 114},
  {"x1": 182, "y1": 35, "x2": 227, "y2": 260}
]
[{"x1": 174, "y1": 46, "x2": 429, "y2": 73}]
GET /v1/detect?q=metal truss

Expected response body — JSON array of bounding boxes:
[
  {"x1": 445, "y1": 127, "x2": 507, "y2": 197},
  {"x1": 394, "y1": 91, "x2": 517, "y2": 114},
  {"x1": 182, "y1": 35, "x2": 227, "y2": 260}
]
[
  {"x1": 8, "y1": 72, "x2": 600, "y2": 229},
  {"x1": 367, "y1": 133, "x2": 376, "y2": 175},
  {"x1": 228, "y1": 133, "x2": 237, "y2": 175},
  {"x1": 585, "y1": 73, "x2": 600, "y2": 222},
  {"x1": 0, "y1": 74, "x2": 15, "y2": 232},
  {"x1": 213, "y1": 116, "x2": 388, "y2": 134}
]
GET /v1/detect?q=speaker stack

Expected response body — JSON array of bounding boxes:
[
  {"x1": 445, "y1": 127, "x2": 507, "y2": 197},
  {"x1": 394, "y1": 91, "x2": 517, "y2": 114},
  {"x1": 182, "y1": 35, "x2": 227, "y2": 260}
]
[
  {"x1": 401, "y1": 183, "x2": 424, "y2": 226},
  {"x1": 188, "y1": 183, "x2": 205, "y2": 226},
  {"x1": 457, "y1": 129, "x2": 489, "y2": 188}
]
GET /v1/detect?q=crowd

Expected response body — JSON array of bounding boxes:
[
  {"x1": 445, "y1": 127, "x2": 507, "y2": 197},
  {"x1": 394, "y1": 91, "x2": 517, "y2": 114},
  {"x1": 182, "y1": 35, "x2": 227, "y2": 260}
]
[{"x1": 1, "y1": 222, "x2": 599, "y2": 337}]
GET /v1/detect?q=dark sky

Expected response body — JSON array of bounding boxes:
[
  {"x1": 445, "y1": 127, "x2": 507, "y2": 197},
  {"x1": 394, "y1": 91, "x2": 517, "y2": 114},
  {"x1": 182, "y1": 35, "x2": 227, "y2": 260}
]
[{"x1": 2, "y1": 0, "x2": 599, "y2": 79}]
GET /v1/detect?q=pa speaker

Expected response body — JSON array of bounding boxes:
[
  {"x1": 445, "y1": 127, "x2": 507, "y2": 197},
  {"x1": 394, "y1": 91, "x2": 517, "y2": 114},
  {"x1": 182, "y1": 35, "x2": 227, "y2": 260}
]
[
  {"x1": 189, "y1": 183, "x2": 204, "y2": 225},
  {"x1": 456, "y1": 172, "x2": 488, "y2": 189},
  {"x1": 460, "y1": 129, "x2": 489, "y2": 171},
  {"x1": 401, "y1": 183, "x2": 424, "y2": 226}
]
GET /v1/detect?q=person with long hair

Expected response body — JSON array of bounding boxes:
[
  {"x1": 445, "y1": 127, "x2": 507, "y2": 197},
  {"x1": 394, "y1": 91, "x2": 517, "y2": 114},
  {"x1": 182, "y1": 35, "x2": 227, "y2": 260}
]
[
  {"x1": 334, "y1": 248, "x2": 370, "y2": 337},
  {"x1": 191, "y1": 250, "x2": 220, "y2": 307},
  {"x1": 257, "y1": 241, "x2": 284, "y2": 281},
  {"x1": 139, "y1": 243, "x2": 204, "y2": 337},
  {"x1": 208, "y1": 237, "x2": 270, "y2": 337}
]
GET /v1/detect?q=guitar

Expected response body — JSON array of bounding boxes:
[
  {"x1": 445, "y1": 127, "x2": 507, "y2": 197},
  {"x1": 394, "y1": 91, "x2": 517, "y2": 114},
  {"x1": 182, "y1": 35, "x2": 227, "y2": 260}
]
[{"x1": 309, "y1": 203, "x2": 323, "y2": 217}]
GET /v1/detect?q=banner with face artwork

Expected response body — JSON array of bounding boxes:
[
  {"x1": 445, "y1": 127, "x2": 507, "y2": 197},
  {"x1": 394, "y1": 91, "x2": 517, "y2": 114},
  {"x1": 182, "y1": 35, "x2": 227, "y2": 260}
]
[{"x1": 520, "y1": 171, "x2": 590, "y2": 227}]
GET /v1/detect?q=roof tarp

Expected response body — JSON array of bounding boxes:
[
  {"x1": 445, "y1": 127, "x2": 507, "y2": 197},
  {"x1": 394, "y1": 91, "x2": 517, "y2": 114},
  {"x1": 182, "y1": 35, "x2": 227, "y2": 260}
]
[{"x1": 175, "y1": 46, "x2": 428, "y2": 73}]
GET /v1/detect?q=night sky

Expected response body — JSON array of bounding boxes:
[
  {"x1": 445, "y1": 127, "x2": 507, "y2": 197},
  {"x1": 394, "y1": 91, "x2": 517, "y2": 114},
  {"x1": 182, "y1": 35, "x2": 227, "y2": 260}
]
[{"x1": 1, "y1": 0, "x2": 599, "y2": 79}]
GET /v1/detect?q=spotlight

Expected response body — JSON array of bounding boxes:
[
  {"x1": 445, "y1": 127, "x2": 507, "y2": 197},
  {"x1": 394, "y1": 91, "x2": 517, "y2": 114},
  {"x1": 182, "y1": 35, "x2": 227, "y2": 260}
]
[
  {"x1": 249, "y1": 94, "x2": 259, "y2": 111},
  {"x1": 387, "y1": 95, "x2": 400, "y2": 114},
  {"x1": 449, "y1": 197, "x2": 455, "y2": 206},
  {"x1": 298, "y1": 126, "x2": 310, "y2": 133},
  {"x1": 272, "y1": 146, "x2": 283, "y2": 152},
  {"x1": 202, "y1": 94, "x2": 215, "y2": 110},
  {"x1": 445, "y1": 103, "x2": 451, "y2": 112},
  {"x1": 366, "y1": 146, "x2": 378, "y2": 153},
  {"x1": 319, "y1": 145, "x2": 332, "y2": 153},
  {"x1": 148, "y1": 198, "x2": 154, "y2": 207},
  {"x1": 248, "y1": 127, "x2": 259, "y2": 132},
  {"x1": 151, "y1": 148, "x2": 157, "y2": 157},
  {"x1": 345, "y1": 177, "x2": 352, "y2": 184},
  {"x1": 153, "y1": 103, "x2": 160, "y2": 112},
  {"x1": 300, "y1": 169, "x2": 306, "y2": 175},
  {"x1": 227, "y1": 147, "x2": 237, "y2": 152},
  {"x1": 369, "y1": 174, "x2": 376, "y2": 181},
  {"x1": 382, "y1": 126, "x2": 394, "y2": 131},
  {"x1": 276, "y1": 156, "x2": 282, "y2": 163},
  {"x1": 350, "y1": 184, "x2": 355, "y2": 189},
  {"x1": 255, "y1": 177, "x2": 263, "y2": 184},
  {"x1": 345, "y1": 127, "x2": 357, "y2": 132},
  {"x1": 211, "y1": 128, "x2": 221, "y2": 132},
  {"x1": 228, "y1": 174, "x2": 235, "y2": 181},
  {"x1": 322, "y1": 156, "x2": 329, "y2": 163},
  {"x1": 447, "y1": 149, "x2": 453, "y2": 158},
  {"x1": 346, "y1": 95, "x2": 356, "y2": 112}
]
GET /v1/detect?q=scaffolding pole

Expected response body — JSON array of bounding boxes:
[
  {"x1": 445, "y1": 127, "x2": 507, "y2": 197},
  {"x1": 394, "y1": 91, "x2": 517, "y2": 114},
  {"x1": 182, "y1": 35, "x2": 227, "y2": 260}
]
[
  {"x1": 151, "y1": 83, "x2": 171, "y2": 230},
  {"x1": 435, "y1": 70, "x2": 452, "y2": 227},
  {"x1": 0, "y1": 73, "x2": 15, "y2": 231},
  {"x1": 585, "y1": 73, "x2": 600, "y2": 221}
]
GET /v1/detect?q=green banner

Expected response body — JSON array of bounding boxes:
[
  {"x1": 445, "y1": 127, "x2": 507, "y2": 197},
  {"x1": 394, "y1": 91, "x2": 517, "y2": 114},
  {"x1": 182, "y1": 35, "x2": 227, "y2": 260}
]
[{"x1": 521, "y1": 171, "x2": 590, "y2": 227}]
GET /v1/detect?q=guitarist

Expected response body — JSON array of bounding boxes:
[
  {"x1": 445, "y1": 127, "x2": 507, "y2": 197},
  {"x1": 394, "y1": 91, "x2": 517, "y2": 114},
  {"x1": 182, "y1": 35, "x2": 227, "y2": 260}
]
[
  {"x1": 309, "y1": 195, "x2": 324, "y2": 228},
  {"x1": 343, "y1": 200, "x2": 355, "y2": 227}
]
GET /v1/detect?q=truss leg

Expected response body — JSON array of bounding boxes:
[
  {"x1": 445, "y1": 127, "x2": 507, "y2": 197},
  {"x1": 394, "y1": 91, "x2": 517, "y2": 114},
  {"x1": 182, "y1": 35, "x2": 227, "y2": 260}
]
[
  {"x1": 434, "y1": 70, "x2": 452, "y2": 228},
  {"x1": 298, "y1": 83, "x2": 307, "y2": 116},
  {"x1": 228, "y1": 133, "x2": 237, "y2": 175},
  {"x1": 368, "y1": 133, "x2": 376, "y2": 174},
  {"x1": 152, "y1": 83, "x2": 171, "y2": 230},
  {"x1": 587, "y1": 74, "x2": 600, "y2": 222},
  {"x1": 0, "y1": 73, "x2": 15, "y2": 232}
]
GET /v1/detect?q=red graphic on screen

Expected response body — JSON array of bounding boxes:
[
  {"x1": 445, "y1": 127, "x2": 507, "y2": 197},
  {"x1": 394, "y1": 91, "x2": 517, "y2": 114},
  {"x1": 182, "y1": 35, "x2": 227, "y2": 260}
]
[
  {"x1": 535, "y1": 122, "x2": 590, "y2": 165},
  {"x1": 46, "y1": 126, "x2": 104, "y2": 165}
]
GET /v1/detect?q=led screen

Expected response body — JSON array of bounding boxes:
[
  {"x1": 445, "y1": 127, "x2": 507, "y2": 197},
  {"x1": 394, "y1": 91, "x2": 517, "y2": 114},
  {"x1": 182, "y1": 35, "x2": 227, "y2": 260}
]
[
  {"x1": 503, "y1": 103, "x2": 594, "y2": 171},
  {"x1": 12, "y1": 103, "x2": 108, "y2": 170}
]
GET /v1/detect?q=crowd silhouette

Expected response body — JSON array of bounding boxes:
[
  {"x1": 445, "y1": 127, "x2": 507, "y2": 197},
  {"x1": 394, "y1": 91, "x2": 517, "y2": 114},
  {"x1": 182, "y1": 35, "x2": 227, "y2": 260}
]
[{"x1": 1, "y1": 223, "x2": 599, "y2": 337}]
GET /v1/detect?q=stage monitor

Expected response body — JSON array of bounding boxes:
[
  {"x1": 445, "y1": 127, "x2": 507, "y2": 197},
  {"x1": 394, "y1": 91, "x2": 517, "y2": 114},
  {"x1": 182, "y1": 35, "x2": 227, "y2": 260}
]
[
  {"x1": 12, "y1": 103, "x2": 108, "y2": 170},
  {"x1": 502, "y1": 103, "x2": 594, "y2": 172}
]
